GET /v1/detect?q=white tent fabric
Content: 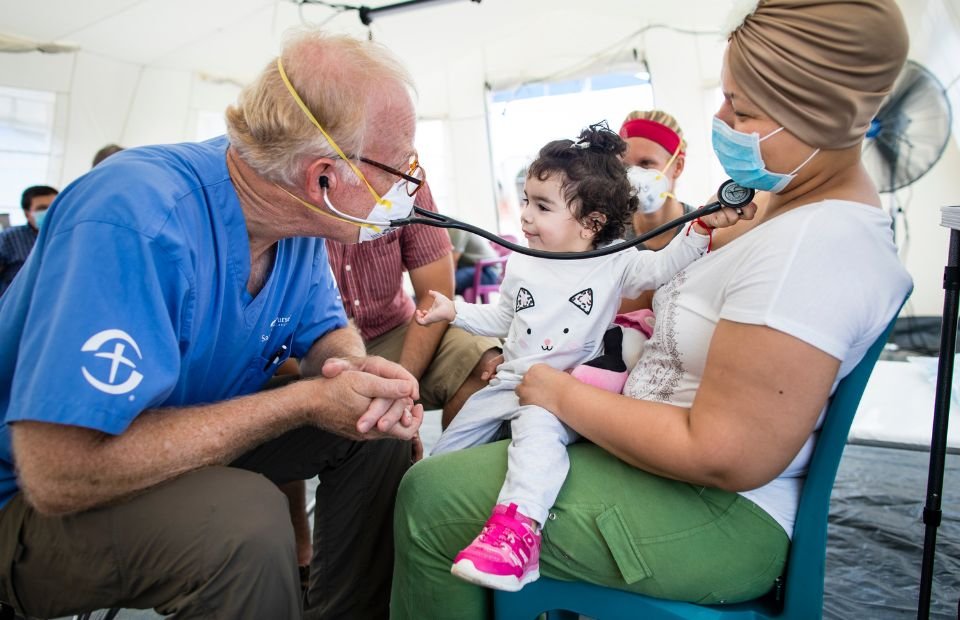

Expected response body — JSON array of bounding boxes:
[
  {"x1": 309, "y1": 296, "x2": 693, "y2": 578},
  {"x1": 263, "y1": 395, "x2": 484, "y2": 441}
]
[
  {"x1": 0, "y1": 0, "x2": 958, "y2": 316},
  {"x1": 0, "y1": 0, "x2": 736, "y2": 237},
  {"x1": 0, "y1": 32, "x2": 79, "y2": 54}
]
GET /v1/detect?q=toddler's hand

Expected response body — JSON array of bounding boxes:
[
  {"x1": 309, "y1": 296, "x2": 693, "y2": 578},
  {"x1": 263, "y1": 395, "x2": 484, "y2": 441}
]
[
  {"x1": 698, "y1": 201, "x2": 757, "y2": 230},
  {"x1": 415, "y1": 290, "x2": 456, "y2": 325}
]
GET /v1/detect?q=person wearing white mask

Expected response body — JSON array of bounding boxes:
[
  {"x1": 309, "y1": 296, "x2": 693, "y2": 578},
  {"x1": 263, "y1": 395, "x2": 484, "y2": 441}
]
[
  {"x1": 619, "y1": 110, "x2": 693, "y2": 251},
  {"x1": 618, "y1": 110, "x2": 694, "y2": 313},
  {"x1": 0, "y1": 30, "x2": 423, "y2": 620}
]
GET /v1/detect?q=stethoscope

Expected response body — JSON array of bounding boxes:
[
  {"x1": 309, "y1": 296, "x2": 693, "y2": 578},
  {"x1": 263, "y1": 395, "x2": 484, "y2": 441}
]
[{"x1": 389, "y1": 179, "x2": 756, "y2": 260}]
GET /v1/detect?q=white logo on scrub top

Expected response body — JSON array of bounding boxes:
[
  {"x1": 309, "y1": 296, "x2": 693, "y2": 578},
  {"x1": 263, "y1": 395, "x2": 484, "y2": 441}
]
[
  {"x1": 80, "y1": 329, "x2": 144, "y2": 395},
  {"x1": 264, "y1": 315, "x2": 291, "y2": 342}
]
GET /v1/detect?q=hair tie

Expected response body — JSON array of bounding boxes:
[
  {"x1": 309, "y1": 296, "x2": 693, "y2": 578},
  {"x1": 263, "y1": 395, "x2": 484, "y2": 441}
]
[{"x1": 569, "y1": 120, "x2": 622, "y2": 153}]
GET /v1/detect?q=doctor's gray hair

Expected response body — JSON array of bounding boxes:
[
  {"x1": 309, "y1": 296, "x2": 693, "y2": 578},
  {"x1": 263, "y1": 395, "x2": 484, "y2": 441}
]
[{"x1": 226, "y1": 29, "x2": 415, "y2": 187}]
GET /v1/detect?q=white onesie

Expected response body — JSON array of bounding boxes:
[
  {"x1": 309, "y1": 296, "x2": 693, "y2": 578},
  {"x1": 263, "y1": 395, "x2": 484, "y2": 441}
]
[{"x1": 432, "y1": 227, "x2": 710, "y2": 524}]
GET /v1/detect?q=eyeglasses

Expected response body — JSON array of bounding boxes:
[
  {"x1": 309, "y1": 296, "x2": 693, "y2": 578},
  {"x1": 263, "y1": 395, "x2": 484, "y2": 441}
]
[{"x1": 358, "y1": 154, "x2": 426, "y2": 197}]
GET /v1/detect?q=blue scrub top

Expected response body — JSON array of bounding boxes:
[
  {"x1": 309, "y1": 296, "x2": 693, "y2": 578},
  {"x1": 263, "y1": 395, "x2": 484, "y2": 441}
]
[{"x1": 0, "y1": 136, "x2": 348, "y2": 508}]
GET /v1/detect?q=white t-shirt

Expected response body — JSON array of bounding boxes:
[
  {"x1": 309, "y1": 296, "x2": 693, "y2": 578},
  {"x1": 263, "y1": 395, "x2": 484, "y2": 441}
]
[
  {"x1": 624, "y1": 200, "x2": 912, "y2": 537},
  {"x1": 454, "y1": 228, "x2": 709, "y2": 383}
]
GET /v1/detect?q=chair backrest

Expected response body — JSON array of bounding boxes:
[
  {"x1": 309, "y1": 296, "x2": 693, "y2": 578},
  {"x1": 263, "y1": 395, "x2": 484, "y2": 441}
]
[{"x1": 780, "y1": 312, "x2": 901, "y2": 617}]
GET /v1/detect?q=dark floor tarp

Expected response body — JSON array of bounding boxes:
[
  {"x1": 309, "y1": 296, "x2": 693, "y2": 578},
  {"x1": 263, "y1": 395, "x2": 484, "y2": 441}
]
[{"x1": 825, "y1": 444, "x2": 959, "y2": 618}]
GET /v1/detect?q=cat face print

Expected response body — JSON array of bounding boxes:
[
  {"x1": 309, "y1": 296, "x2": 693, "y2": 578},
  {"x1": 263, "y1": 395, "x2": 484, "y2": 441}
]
[{"x1": 512, "y1": 286, "x2": 595, "y2": 354}]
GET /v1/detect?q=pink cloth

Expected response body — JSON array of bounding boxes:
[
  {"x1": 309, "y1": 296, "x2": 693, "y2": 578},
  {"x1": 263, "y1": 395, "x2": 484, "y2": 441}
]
[{"x1": 614, "y1": 309, "x2": 655, "y2": 339}]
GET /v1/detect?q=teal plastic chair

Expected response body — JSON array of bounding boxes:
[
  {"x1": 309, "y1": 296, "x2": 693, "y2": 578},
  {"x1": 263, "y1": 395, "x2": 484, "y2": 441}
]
[{"x1": 494, "y1": 313, "x2": 901, "y2": 620}]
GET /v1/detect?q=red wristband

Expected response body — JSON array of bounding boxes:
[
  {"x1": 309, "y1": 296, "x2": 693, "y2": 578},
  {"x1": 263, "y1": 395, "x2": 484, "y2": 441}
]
[
  {"x1": 694, "y1": 217, "x2": 714, "y2": 231},
  {"x1": 686, "y1": 218, "x2": 714, "y2": 252}
]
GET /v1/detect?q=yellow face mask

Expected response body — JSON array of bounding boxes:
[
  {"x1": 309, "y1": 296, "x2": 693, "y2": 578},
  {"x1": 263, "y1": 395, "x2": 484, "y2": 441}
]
[{"x1": 275, "y1": 57, "x2": 417, "y2": 240}]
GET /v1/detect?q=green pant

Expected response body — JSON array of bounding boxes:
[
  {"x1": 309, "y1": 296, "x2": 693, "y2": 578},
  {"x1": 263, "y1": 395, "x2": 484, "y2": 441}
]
[{"x1": 391, "y1": 441, "x2": 789, "y2": 619}]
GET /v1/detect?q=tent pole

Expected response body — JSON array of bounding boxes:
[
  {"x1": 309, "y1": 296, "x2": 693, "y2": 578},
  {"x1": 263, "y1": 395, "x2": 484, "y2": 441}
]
[{"x1": 918, "y1": 226, "x2": 959, "y2": 618}]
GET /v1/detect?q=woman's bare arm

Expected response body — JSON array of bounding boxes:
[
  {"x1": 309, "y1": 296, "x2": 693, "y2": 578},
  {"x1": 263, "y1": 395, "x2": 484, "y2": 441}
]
[{"x1": 517, "y1": 319, "x2": 839, "y2": 491}]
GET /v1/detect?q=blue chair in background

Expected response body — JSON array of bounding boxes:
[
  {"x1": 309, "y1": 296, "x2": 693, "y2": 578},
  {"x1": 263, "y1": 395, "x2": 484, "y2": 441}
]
[{"x1": 493, "y1": 312, "x2": 902, "y2": 620}]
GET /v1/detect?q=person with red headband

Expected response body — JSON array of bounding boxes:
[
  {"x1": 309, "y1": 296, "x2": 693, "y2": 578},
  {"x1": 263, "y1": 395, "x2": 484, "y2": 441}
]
[
  {"x1": 619, "y1": 110, "x2": 693, "y2": 250},
  {"x1": 617, "y1": 110, "x2": 697, "y2": 313}
]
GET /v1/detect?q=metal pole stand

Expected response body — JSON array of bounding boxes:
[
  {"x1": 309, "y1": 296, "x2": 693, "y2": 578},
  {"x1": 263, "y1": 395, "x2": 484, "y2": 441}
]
[{"x1": 918, "y1": 228, "x2": 960, "y2": 618}]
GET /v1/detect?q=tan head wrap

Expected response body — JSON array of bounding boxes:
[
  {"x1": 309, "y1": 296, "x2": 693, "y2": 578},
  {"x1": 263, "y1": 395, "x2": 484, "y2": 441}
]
[{"x1": 726, "y1": 0, "x2": 909, "y2": 149}]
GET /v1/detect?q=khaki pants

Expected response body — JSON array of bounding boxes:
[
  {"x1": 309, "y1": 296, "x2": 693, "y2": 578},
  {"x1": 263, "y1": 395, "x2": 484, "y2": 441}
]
[{"x1": 0, "y1": 425, "x2": 410, "y2": 619}]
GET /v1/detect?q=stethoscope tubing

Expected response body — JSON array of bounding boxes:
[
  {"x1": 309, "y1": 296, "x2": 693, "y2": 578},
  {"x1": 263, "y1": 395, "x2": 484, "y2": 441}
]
[{"x1": 393, "y1": 199, "x2": 726, "y2": 260}]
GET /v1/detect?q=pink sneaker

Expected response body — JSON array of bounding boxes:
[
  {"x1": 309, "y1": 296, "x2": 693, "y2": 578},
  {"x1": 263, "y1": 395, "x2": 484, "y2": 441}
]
[{"x1": 451, "y1": 503, "x2": 541, "y2": 591}]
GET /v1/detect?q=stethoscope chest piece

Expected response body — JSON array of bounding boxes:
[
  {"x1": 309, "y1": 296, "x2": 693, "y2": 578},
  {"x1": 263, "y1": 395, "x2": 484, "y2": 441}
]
[{"x1": 717, "y1": 179, "x2": 755, "y2": 210}]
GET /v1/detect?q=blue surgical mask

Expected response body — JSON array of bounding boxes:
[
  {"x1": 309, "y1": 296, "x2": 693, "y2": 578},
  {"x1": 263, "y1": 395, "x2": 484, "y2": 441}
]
[
  {"x1": 33, "y1": 210, "x2": 48, "y2": 231},
  {"x1": 712, "y1": 117, "x2": 819, "y2": 193}
]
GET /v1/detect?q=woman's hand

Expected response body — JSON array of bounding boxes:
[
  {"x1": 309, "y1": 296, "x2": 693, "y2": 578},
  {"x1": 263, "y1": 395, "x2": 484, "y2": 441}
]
[
  {"x1": 415, "y1": 290, "x2": 456, "y2": 325},
  {"x1": 516, "y1": 363, "x2": 573, "y2": 413}
]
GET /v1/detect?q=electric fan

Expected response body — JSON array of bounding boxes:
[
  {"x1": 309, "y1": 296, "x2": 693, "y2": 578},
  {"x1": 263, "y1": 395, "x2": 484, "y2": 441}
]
[{"x1": 862, "y1": 60, "x2": 952, "y2": 193}]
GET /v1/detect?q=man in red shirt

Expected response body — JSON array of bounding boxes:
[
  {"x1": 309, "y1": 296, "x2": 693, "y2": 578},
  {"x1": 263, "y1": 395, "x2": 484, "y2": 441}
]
[{"x1": 326, "y1": 183, "x2": 501, "y2": 429}]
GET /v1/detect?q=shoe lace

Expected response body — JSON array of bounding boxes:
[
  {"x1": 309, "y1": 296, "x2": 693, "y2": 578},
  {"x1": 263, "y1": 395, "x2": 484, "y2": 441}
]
[
  {"x1": 478, "y1": 507, "x2": 535, "y2": 556},
  {"x1": 479, "y1": 521, "x2": 516, "y2": 547}
]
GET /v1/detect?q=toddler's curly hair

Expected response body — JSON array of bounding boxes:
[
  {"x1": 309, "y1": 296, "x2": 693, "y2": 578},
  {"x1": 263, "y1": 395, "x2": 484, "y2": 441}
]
[{"x1": 527, "y1": 121, "x2": 637, "y2": 248}]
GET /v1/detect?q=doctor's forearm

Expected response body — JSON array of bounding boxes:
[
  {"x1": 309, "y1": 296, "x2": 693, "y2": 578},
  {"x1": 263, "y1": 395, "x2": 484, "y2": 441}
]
[
  {"x1": 299, "y1": 325, "x2": 366, "y2": 378},
  {"x1": 11, "y1": 386, "x2": 312, "y2": 515}
]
